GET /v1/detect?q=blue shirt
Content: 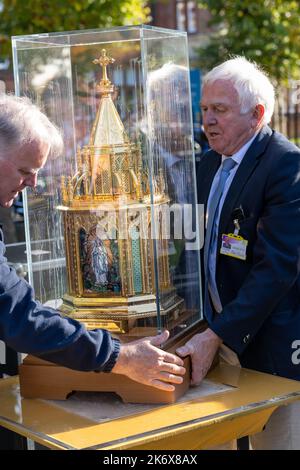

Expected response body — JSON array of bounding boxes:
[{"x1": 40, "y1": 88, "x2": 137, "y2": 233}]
[{"x1": 0, "y1": 229, "x2": 120, "y2": 372}]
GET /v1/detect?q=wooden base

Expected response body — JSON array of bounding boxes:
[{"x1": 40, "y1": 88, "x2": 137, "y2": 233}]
[
  {"x1": 19, "y1": 355, "x2": 190, "y2": 404},
  {"x1": 19, "y1": 322, "x2": 208, "y2": 404},
  {"x1": 19, "y1": 338, "x2": 192, "y2": 404}
]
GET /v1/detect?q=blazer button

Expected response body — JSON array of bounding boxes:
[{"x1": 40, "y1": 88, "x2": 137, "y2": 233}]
[{"x1": 243, "y1": 334, "x2": 250, "y2": 344}]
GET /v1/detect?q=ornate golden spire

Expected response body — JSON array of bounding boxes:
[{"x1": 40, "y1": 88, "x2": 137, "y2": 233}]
[{"x1": 90, "y1": 49, "x2": 126, "y2": 146}]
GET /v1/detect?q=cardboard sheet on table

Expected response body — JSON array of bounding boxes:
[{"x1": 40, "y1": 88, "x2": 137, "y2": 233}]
[{"x1": 44, "y1": 379, "x2": 235, "y2": 424}]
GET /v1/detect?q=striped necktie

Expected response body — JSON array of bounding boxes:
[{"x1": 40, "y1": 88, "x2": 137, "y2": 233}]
[
  {"x1": 204, "y1": 157, "x2": 237, "y2": 274},
  {"x1": 203, "y1": 157, "x2": 237, "y2": 317}
]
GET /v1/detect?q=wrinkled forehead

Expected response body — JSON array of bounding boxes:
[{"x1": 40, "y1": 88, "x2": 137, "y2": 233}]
[{"x1": 201, "y1": 79, "x2": 240, "y2": 106}]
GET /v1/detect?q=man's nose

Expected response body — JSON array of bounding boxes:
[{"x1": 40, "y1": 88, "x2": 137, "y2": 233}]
[
  {"x1": 204, "y1": 110, "x2": 217, "y2": 126},
  {"x1": 25, "y1": 173, "x2": 38, "y2": 188}
]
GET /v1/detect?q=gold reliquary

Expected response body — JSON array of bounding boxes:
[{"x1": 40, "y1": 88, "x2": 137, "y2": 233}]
[{"x1": 58, "y1": 49, "x2": 185, "y2": 337}]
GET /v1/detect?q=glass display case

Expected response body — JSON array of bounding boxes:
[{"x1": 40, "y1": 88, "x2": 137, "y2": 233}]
[{"x1": 12, "y1": 25, "x2": 203, "y2": 345}]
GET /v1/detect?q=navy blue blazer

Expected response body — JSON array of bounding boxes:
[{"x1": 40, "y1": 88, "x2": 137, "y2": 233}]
[
  {"x1": 197, "y1": 126, "x2": 300, "y2": 380},
  {"x1": 0, "y1": 230, "x2": 120, "y2": 371}
]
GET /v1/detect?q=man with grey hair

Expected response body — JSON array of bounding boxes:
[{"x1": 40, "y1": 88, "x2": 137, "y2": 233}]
[
  {"x1": 0, "y1": 94, "x2": 185, "y2": 392},
  {"x1": 177, "y1": 57, "x2": 300, "y2": 449}
]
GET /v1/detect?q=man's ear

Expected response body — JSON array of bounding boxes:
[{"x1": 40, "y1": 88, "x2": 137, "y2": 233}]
[{"x1": 251, "y1": 104, "x2": 265, "y2": 128}]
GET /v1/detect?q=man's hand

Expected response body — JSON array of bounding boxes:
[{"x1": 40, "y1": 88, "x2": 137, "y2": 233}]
[
  {"x1": 176, "y1": 328, "x2": 222, "y2": 385},
  {"x1": 112, "y1": 330, "x2": 186, "y2": 391}
]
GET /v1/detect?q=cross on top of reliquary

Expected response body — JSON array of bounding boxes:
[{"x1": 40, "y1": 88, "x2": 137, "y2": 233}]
[{"x1": 93, "y1": 49, "x2": 115, "y2": 82}]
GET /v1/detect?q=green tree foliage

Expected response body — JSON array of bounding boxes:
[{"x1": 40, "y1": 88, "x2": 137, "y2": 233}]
[
  {"x1": 0, "y1": 0, "x2": 150, "y2": 61},
  {"x1": 196, "y1": 0, "x2": 300, "y2": 83}
]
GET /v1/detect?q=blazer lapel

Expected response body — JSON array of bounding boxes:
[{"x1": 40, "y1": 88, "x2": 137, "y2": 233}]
[{"x1": 217, "y1": 126, "x2": 273, "y2": 250}]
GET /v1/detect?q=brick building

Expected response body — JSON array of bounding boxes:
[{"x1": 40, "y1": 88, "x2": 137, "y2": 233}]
[{"x1": 149, "y1": 0, "x2": 212, "y2": 63}]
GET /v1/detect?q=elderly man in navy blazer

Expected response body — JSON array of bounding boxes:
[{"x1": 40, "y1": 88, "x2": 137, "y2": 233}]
[
  {"x1": 0, "y1": 94, "x2": 185, "y2": 392},
  {"x1": 177, "y1": 57, "x2": 300, "y2": 449}
]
